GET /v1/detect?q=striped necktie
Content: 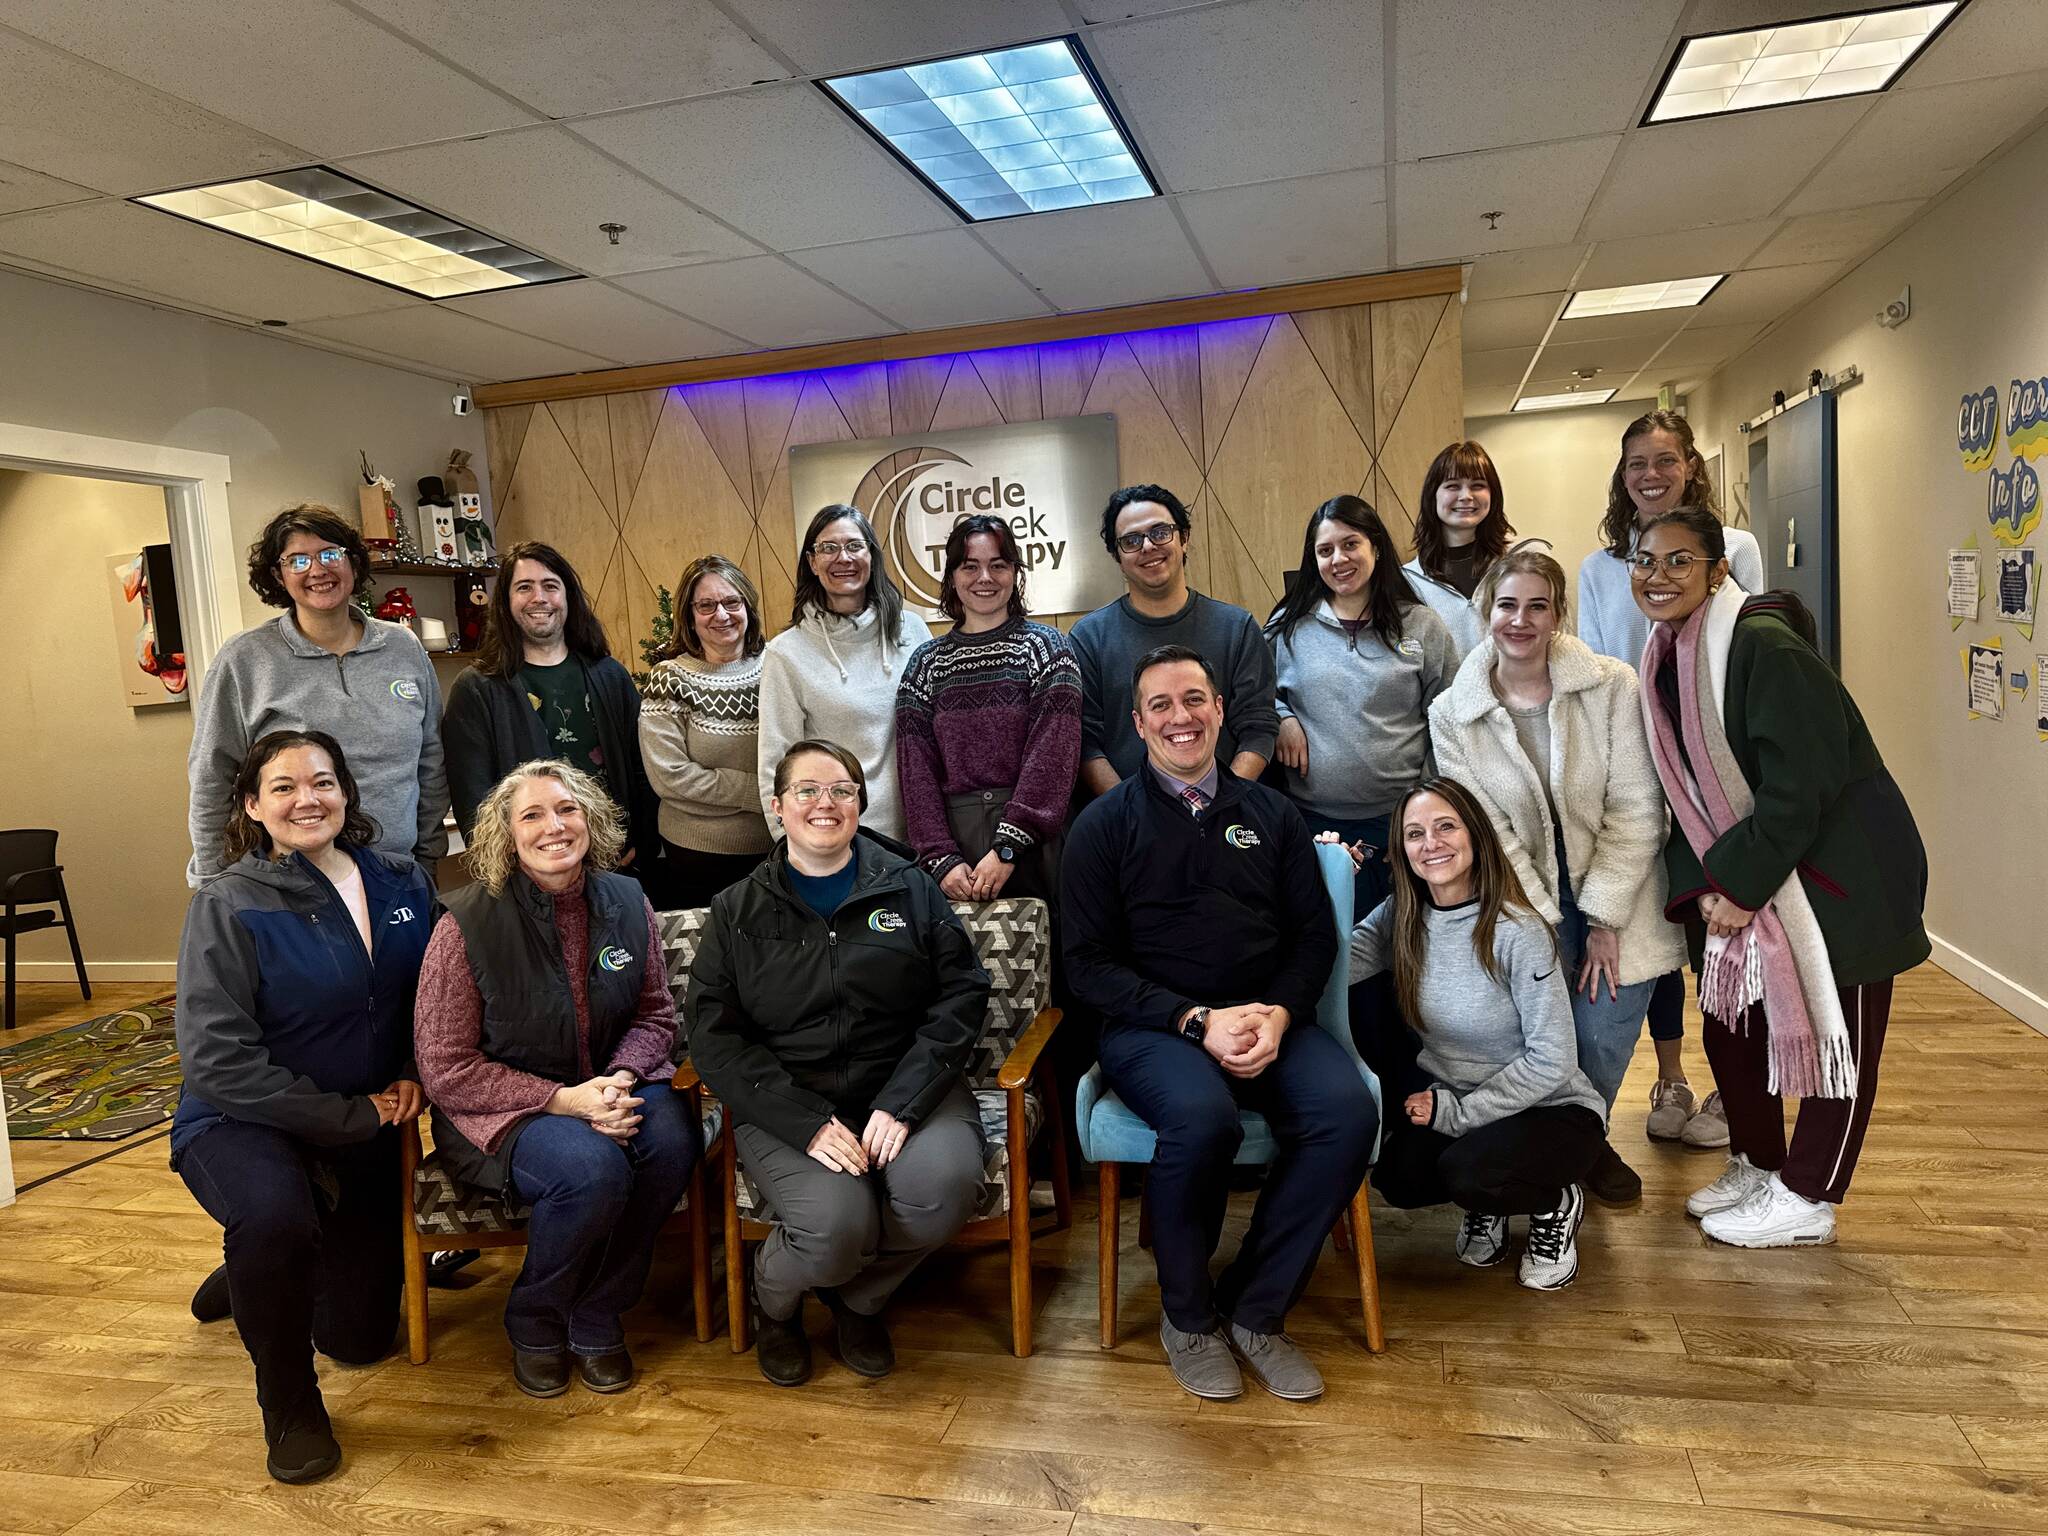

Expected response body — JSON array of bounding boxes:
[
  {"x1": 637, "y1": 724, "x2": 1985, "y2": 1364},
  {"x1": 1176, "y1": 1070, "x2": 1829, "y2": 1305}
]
[{"x1": 1180, "y1": 784, "x2": 1209, "y2": 818}]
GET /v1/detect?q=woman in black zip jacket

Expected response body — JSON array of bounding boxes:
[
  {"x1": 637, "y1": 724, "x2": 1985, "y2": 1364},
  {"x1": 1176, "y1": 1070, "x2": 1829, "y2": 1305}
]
[
  {"x1": 172, "y1": 730, "x2": 435, "y2": 1486},
  {"x1": 688, "y1": 738, "x2": 991, "y2": 1387}
]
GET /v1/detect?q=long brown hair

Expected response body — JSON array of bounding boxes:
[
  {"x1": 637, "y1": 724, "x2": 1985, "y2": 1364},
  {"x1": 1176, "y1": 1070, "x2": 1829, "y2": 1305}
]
[
  {"x1": 222, "y1": 730, "x2": 379, "y2": 865},
  {"x1": 1264, "y1": 494, "x2": 1419, "y2": 652},
  {"x1": 1413, "y1": 440, "x2": 1513, "y2": 581},
  {"x1": 659, "y1": 554, "x2": 764, "y2": 661},
  {"x1": 1600, "y1": 410, "x2": 1723, "y2": 558},
  {"x1": 474, "y1": 541, "x2": 611, "y2": 678},
  {"x1": 1388, "y1": 777, "x2": 1550, "y2": 1029},
  {"x1": 792, "y1": 504, "x2": 906, "y2": 639}
]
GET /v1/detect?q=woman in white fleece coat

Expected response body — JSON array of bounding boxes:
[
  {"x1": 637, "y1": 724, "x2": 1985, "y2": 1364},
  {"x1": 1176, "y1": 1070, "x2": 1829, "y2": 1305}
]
[{"x1": 1429, "y1": 546, "x2": 1686, "y2": 1202}]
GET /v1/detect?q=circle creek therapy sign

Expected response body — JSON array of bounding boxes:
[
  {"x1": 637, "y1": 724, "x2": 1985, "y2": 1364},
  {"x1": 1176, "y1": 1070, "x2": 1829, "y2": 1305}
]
[{"x1": 788, "y1": 414, "x2": 1124, "y2": 621}]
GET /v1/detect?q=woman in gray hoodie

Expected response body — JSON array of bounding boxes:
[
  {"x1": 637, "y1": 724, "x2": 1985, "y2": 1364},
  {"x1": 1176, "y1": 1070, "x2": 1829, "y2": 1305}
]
[{"x1": 757, "y1": 505, "x2": 932, "y2": 843}]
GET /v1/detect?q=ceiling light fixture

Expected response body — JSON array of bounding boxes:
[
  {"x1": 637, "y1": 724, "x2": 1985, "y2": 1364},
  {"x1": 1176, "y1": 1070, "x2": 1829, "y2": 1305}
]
[
  {"x1": 1564, "y1": 275, "x2": 1726, "y2": 319},
  {"x1": 821, "y1": 36, "x2": 1156, "y2": 221},
  {"x1": 135, "y1": 167, "x2": 575, "y2": 300},
  {"x1": 1513, "y1": 389, "x2": 1621, "y2": 412},
  {"x1": 1645, "y1": 2, "x2": 1960, "y2": 123}
]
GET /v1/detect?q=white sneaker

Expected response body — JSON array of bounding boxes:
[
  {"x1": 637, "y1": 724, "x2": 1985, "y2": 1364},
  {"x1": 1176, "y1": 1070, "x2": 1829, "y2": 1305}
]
[
  {"x1": 1685, "y1": 1153, "x2": 1770, "y2": 1218},
  {"x1": 1682, "y1": 1089, "x2": 1732, "y2": 1148},
  {"x1": 1517, "y1": 1185, "x2": 1584, "y2": 1291},
  {"x1": 1455, "y1": 1208, "x2": 1508, "y2": 1267},
  {"x1": 1701, "y1": 1173, "x2": 1836, "y2": 1248}
]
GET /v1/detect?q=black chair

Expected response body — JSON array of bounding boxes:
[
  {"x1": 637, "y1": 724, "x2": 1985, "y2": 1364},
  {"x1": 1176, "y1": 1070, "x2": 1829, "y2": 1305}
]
[{"x1": 2, "y1": 829, "x2": 90, "y2": 1031}]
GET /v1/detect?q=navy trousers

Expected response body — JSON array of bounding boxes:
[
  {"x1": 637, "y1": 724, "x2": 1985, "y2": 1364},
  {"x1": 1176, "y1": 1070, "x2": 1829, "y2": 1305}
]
[{"x1": 1098, "y1": 1022, "x2": 1377, "y2": 1335}]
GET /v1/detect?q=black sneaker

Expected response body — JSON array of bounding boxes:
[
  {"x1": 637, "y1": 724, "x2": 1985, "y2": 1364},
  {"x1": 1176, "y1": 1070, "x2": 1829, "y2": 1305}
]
[
  {"x1": 264, "y1": 1402, "x2": 340, "y2": 1485},
  {"x1": 821, "y1": 1290, "x2": 894, "y2": 1378},
  {"x1": 511, "y1": 1346, "x2": 572, "y2": 1399},
  {"x1": 755, "y1": 1302, "x2": 812, "y2": 1387},
  {"x1": 190, "y1": 1264, "x2": 232, "y2": 1324},
  {"x1": 426, "y1": 1249, "x2": 481, "y2": 1288},
  {"x1": 1586, "y1": 1142, "x2": 1643, "y2": 1206}
]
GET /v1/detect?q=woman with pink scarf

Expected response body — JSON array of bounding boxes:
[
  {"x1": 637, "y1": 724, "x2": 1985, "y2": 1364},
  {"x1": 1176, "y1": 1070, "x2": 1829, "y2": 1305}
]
[{"x1": 1632, "y1": 508, "x2": 1927, "y2": 1248}]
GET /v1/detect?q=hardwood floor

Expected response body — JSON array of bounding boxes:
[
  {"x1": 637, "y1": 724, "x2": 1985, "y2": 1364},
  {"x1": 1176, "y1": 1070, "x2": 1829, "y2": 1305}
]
[{"x1": 2, "y1": 965, "x2": 2045, "y2": 1534}]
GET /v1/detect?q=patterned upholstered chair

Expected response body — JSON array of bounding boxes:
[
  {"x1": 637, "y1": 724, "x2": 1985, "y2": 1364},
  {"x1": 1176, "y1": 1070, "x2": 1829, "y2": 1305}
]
[
  {"x1": 665, "y1": 894, "x2": 1070, "y2": 1359},
  {"x1": 1076, "y1": 839, "x2": 1386, "y2": 1352}
]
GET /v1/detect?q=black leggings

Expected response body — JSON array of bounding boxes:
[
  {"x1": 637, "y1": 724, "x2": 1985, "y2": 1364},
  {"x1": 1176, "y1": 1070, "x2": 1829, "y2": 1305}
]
[{"x1": 1372, "y1": 1105, "x2": 1606, "y2": 1216}]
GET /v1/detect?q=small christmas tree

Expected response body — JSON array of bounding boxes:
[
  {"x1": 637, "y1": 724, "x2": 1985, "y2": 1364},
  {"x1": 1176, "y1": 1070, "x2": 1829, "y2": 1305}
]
[{"x1": 633, "y1": 585, "x2": 675, "y2": 689}]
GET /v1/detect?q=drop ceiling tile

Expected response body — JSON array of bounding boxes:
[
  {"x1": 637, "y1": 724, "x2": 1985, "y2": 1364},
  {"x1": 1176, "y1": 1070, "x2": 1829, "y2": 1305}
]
[
  {"x1": 0, "y1": 200, "x2": 419, "y2": 322},
  {"x1": 1176, "y1": 170, "x2": 1387, "y2": 288},
  {"x1": 720, "y1": 0, "x2": 1073, "y2": 74},
  {"x1": 576, "y1": 86, "x2": 954, "y2": 250},
  {"x1": 1464, "y1": 383, "x2": 1521, "y2": 418},
  {"x1": 341, "y1": 128, "x2": 759, "y2": 278},
  {"x1": 1075, "y1": 0, "x2": 1222, "y2": 16},
  {"x1": 1088, "y1": 0, "x2": 1385, "y2": 190},
  {"x1": 0, "y1": 30, "x2": 301, "y2": 194},
  {"x1": 1547, "y1": 304, "x2": 1714, "y2": 345},
  {"x1": 1579, "y1": 98, "x2": 1870, "y2": 240},
  {"x1": 1902, "y1": 0, "x2": 2048, "y2": 87},
  {"x1": 1394, "y1": 137, "x2": 1621, "y2": 265},
  {"x1": 347, "y1": 0, "x2": 789, "y2": 117},
  {"x1": 446, "y1": 280, "x2": 745, "y2": 366},
  {"x1": 1575, "y1": 221, "x2": 1779, "y2": 289},
  {"x1": 1745, "y1": 200, "x2": 1924, "y2": 267},
  {"x1": 973, "y1": 197, "x2": 1212, "y2": 311},
  {"x1": 791, "y1": 230, "x2": 1051, "y2": 331},
  {"x1": 1641, "y1": 322, "x2": 1763, "y2": 373},
  {"x1": 1694, "y1": 261, "x2": 1843, "y2": 325},
  {"x1": 296, "y1": 305, "x2": 616, "y2": 384},
  {"x1": 1783, "y1": 71, "x2": 2048, "y2": 214},
  {"x1": 1465, "y1": 244, "x2": 1587, "y2": 302},
  {"x1": 617, "y1": 256, "x2": 896, "y2": 348},
  {"x1": 1462, "y1": 292, "x2": 1563, "y2": 351},
  {"x1": 1393, "y1": 0, "x2": 1684, "y2": 158},
  {"x1": 0, "y1": 0, "x2": 539, "y2": 159},
  {"x1": 1463, "y1": 345, "x2": 1538, "y2": 394},
  {"x1": 0, "y1": 159, "x2": 97, "y2": 216},
  {"x1": 1534, "y1": 335, "x2": 1661, "y2": 377}
]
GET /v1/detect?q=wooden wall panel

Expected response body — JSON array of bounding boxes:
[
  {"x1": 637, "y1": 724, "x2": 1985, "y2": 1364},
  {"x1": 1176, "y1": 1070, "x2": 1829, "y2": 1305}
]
[{"x1": 482, "y1": 297, "x2": 1462, "y2": 656}]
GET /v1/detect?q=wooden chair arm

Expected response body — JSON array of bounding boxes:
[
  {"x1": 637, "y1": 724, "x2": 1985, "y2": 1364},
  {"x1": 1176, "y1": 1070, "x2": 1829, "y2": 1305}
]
[
  {"x1": 996, "y1": 1007, "x2": 1063, "y2": 1090},
  {"x1": 398, "y1": 1114, "x2": 423, "y2": 1178},
  {"x1": 672, "y1": 1057, "x2": 701, "y2": 1092}
]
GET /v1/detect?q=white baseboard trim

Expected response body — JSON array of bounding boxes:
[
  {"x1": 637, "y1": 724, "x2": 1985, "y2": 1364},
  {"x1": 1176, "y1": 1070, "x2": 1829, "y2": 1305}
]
[
  {"x1": 11, "y1": 961, "x2": 176, "y2": 984},
  {"x1": 1927, "y1": 933, "x2": 2048, "y2": 1039}
]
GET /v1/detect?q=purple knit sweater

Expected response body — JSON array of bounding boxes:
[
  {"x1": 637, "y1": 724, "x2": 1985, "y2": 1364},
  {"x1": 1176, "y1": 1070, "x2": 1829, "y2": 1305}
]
[{"x1": 894, "y1": 617, "x2": 1082, "y2": 878}]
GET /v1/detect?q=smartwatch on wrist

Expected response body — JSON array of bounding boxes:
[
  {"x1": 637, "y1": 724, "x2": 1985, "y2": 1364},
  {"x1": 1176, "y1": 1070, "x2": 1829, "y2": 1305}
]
[
  {"x1": 996, "y1": 841, "x2": 1017, "y2": 864},
  {"x1": 1179, "y1": 1006, "x2": 1211, "y2": 1044}
]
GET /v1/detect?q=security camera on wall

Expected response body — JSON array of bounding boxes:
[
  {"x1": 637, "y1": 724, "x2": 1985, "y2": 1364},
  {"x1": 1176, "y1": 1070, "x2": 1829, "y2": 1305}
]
[{"x1": 452, "y1": 385, "x2": 473, "y2": 417}]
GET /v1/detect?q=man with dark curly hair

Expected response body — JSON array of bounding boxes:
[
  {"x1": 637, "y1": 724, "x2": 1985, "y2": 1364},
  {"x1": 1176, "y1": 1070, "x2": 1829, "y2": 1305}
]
[{"x1": 186, "y1": 503, "x2": 447, "y2": 885}]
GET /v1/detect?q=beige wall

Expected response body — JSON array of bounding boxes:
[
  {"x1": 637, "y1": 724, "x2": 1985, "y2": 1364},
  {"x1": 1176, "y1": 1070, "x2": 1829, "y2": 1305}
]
[
  {"x1": 0, "y1": 266, "x2": 487, "y2": 633},
  {"x1": 0, "y1": 470, "x2": 192, "y2": 979},
  {"x1": 1686, "y1": 118, "x2": 2048, "y2": 1027}
]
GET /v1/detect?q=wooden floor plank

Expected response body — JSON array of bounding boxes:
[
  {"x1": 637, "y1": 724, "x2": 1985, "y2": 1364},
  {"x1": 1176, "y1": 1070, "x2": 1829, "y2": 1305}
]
[{"x1": 1688, "y1": 1450, "x2": 2048, "y2": 1530}]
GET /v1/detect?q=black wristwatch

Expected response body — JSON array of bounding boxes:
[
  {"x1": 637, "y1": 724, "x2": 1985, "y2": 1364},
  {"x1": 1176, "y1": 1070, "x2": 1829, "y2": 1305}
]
[
  {"x1": 1179, "y1": 1006, "x2": 1211, "y2": 1044},
  {"x1": 996, "y1": 841, "x2": 1017, "y2": 864}
]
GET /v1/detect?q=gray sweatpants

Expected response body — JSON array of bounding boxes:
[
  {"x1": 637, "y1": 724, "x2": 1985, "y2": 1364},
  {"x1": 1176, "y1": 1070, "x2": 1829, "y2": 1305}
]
[{"x1": 735, "y1": 1083, "x2": 985, "y2": 1320}]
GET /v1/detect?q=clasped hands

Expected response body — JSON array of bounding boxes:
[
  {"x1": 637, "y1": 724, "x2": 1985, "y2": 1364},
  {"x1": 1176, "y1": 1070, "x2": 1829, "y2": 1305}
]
[
  {"x1": 549, "y1": 1069, "x2": 645, "y2": 1142},
  {"x1": 1197, "y1": 1002, "x2": 1290, "y2": 1079},
  {"x1": 368, "y1": 1078, "x2": 423, "y2": 1126},
  {"x1": 806, "y1": 1109, "x2": 910, "y2": 1175},
  {"x1": 940, "y1": 850, "x2": 1015, "y2": 904}
]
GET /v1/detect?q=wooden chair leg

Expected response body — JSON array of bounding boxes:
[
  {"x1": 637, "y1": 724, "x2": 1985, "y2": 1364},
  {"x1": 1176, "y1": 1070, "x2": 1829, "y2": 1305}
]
[
  {"x1": 1007, "y1": 1084, "x2": 1032, "y2": 1358},
  {"x1": 688, "y1": 1153, "x2": 713, "y2": 1344},
  {"x1": 398, "y1": 1121, "x2": 430, "y2": 1365},
  {"x1": 1037, "y1": 1060, "x2": 1073, "y2": 1233},
  {"x1": 722, "y1": 1124, "x2": 749, "y2": 1354},
  {"x1": 1098, "y1": 1160, "x2": 1120, "y2": 1350},
  {"x1": 1348, "y1": 1178, "x2": 1385, "y2": 1355}
]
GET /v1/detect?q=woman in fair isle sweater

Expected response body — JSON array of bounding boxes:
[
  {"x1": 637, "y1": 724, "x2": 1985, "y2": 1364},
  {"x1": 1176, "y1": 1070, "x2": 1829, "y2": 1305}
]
[
  {"x1": 895, "y1": 515, "x2": 1082, "y2": 903},
  {"x1": 640, "y1": 555, "x2": 772, "y2": 909}
]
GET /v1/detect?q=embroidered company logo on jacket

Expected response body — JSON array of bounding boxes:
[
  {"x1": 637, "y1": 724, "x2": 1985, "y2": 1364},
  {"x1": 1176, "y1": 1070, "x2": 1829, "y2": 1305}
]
[
  {"x1": 868, "y1": 909, "x2": 908, "y2": 933},
  {"x1": 1223, "y1": 823, "x2": 1261, "y2": 850},
  {"x1": 389, "y1": 678, "x2": 422, "y2": 702},
  {"x1": 598, "y1": 945, "x2": 635, "y2": 972}
]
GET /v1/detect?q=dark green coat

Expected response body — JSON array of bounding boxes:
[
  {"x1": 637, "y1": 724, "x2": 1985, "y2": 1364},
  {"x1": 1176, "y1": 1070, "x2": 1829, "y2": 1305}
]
[{"x1": 1658, "y1": 598, "x2": 1928, "y2": 986}]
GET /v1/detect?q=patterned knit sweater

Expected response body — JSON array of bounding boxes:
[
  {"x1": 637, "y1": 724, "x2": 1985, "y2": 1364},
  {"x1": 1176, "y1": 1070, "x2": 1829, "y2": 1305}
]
[
  {"x1": 639, "y1": 653, "x2": 772, "y2": 855},
  {"x1": 894, "y1": 617, "x2": 1082, "y2": 878}
]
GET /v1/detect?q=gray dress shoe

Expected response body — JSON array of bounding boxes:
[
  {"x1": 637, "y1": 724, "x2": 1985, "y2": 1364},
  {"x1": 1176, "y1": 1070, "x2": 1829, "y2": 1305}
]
[
  {"x1": 1159, "y1": 1317, "x2": 1243, "y2": 1400},
  {"x1": 1226, "y1": 1322, "x2": 1325, "y2": 1401}
]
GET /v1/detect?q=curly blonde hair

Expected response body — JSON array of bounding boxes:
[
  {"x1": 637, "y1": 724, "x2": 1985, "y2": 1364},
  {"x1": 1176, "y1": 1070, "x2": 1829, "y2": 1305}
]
[{"x1": 466, "y1": 759, "x2": 626, "y2": 895}]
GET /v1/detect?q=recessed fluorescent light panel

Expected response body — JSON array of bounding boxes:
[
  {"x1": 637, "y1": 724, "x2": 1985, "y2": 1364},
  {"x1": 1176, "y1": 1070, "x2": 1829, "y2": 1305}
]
[
  {"x1": 1564, "y1": 276, "x2": 1726, "y2": 319},
  {"x1": 1513, "y1": 390, "x2": 1621, "y2": 412},
  {"x1": 135, "y1": 168, "x2": 574, "y2": 299},
  {"x1": 1647, "y1": 2, "x2": 1960, "y2": 123},
  {"x1": 822, "y1": 37, "x2": 1156, "y2": 221}
]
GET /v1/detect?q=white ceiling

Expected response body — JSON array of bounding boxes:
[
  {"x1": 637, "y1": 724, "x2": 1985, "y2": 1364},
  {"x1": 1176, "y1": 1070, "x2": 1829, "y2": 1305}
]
[{"x1": 0, "y1": 0, "x2": 2041, "y2": 412}]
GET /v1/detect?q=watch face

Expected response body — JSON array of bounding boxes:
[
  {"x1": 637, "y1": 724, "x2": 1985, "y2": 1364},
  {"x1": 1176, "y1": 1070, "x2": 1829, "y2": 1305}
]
[{"x1": 998, "y1": 845, "x2": 1015, "y2": 862}]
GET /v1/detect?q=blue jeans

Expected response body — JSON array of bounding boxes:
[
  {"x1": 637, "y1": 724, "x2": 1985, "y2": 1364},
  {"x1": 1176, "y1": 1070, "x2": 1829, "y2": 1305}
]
[
  {"x1": 1554, "y1": 857, "x2": 1655, "y2": 1110},
  {"x1": 506, "y1": 1079, "x2": 700, "y2": 1354}
]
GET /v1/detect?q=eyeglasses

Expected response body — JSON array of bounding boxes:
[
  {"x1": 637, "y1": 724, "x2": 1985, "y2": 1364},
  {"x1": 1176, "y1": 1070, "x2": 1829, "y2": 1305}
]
[
  {"x1": 691, "y1": 597, "x2": 747, "y2": 618},
  {"x1": 279, "y1": 547, "x2": 350, "y2": 574},
  {"x1": 785, "y1": 782, "x2": 860, "y2": 806},
  {"x1": 1115, "y1": 522, "x2": 1180, "y2": 554},
  {"x1": 1627, "y1": 551, "x2": 1707, "y2": 577},
  {"x1": 810, "y1": 539, "x2": 870, "y2": 559}
]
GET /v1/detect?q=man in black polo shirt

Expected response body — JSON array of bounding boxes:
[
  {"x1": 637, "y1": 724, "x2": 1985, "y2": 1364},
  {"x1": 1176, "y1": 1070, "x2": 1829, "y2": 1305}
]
[{"x1": 1062, "y1": 644, "x2": 1376, "y2": 1403}]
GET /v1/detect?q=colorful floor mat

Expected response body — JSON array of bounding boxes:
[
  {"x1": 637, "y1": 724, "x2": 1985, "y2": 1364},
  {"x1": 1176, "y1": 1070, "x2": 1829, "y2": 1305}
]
[{"x1": 0, "y1": 996, "x2": 179, "y2": 1139}]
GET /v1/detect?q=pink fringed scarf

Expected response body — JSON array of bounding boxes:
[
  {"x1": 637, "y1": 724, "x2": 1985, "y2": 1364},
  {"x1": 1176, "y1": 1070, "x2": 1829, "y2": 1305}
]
[{"x1": 1641, "y1": 582, "x2": 1857, "y2": 1100}]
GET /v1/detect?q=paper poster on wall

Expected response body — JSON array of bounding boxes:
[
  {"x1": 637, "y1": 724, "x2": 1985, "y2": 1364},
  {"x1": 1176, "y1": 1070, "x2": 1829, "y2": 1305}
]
[
  {"x1": 2008, "y1": 373, "x2": 2048, "y2": 460},
  {"x1": 1947, "y1": 546, "x2": 1980, "y2": 628},
  {"x1": 2037, "y1": 655, "x2": 2048, "y2": 739},
  {"x1": 1959, "y1": 384, "x2": 2000, "y2": 470},
  {"x1": 1995, "y1": 547, "x2": 2039, "y2": 637},
  {"x1": 1965, "y1": 636, "x2": 2005, "y2": 720},
  {"x1": 1988, "y1": 456, "x2": 2042, "y2": 546},
  {"x1": 106, "y1": 547, "x2": 188, "y2": 708}
]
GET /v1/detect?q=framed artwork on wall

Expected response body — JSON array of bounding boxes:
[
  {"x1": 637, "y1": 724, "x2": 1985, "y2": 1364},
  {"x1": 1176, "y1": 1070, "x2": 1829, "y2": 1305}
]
[{"x1": 106, "y1": 544, "x2": 187, "y2": 708}]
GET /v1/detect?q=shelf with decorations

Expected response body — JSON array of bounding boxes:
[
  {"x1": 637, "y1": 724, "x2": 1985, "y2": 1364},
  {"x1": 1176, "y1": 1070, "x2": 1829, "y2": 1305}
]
[{"x1": 356, "y1": 448, "x2": 499, "y2": 661}]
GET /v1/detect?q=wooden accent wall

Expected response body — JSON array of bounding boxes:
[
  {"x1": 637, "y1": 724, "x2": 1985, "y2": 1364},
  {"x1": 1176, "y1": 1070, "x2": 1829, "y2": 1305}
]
[{"x1": 482, "y1": 292, "x2": 1463, "y2": 653}]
